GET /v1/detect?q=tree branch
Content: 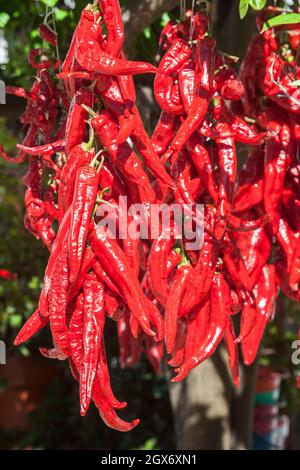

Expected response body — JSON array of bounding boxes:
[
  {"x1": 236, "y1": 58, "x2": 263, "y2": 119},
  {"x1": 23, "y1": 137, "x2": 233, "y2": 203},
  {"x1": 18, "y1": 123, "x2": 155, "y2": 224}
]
[{"x1": 122, "y1": 0, "x2": 179, "y2": 44}]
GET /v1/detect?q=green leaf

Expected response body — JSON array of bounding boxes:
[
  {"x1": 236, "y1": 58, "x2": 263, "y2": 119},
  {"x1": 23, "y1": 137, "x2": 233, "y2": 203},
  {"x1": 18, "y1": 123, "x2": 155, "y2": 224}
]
[
  {"x1": 249, "y1": 0, "x2": 267, "y2": 10},
  {"x1": 263, "y1": 13, "x2": 300, "y2": 31},
  {"x1": 143, "y1": 26, "x2": 151, "y2": 39},
  {"x1": 160, "y1": 12, "x2": 171, "y2": 28},
  {"x1": 55, "y1": 9, "x2": 69, "y2": 21},
  {"x1": 0, "y1": 13, "x2": 10, "y2": 29},
  {"x1": 239, "y1": 0, "x2": 250, "y2": 19},
  {"x1": 40, "y1": 0, "x2": 59, "y2": 7},
  {"x1": 20, "y1": 346, "x2": 30, "y2": 357},
  {"x1": 9, "y1": 314, "x2": 22, "y2": 328}
]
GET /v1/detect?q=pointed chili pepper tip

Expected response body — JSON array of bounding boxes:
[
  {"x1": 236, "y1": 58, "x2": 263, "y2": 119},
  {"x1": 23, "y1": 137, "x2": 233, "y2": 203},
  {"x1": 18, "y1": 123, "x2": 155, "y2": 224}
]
[
  {"x1": 115, "y1": 401, "x2": 127, "y2": 410},
  {"x1": 80, "y1": 405, "x2": 89, "y2": 417},
  {"x1": 171, "y1": 371, "x2": 186, "y2": 383},
  {"x1": 131, "y1": 419, "x2": 140, "y2": 428},
  {"x1": 13, "y1": 336, "x2": 22, "y2": 346}
]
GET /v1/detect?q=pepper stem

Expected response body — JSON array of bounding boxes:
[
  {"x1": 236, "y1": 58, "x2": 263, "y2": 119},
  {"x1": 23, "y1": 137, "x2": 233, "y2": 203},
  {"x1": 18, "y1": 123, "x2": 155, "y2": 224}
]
[
  {"x1": 179, "y1": 241, "x2": 190, "y2": 266},
  {"x1": 86, "y1": 0, "x2": 99, "y2": 13},
  {"x1": 82, "y1": 120, "x2": 95, "y2": 151},
  {"x1": 81, "y1": 103, "x2": 97, "y2": 118}
]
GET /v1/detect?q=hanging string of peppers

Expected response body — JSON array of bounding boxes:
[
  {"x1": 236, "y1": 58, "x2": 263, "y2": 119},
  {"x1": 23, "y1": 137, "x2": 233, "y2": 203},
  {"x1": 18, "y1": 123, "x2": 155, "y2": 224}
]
[{"x1": 1, "y1": 1, "x2": 299, "y2": 431}]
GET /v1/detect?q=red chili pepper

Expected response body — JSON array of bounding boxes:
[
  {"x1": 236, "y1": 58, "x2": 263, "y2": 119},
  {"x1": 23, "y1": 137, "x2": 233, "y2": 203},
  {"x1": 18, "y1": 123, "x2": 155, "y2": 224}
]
[
  {"x1": 0, "y1": 269, "x2": 17, "y2": 281},
  {"x1": 99, "y1": 0, "x2": 124, "y2": 57},
  {"x1": 48, "y1": 232, "x2": 70, "y2": 357},
  {"x1": 163, "y1": 37, "x2": 215, "y2": 160},
  {"x1": 14, "y1": 309, "x2": 49, "y2": 346},
  {"x1": 69, "y1": 163, "x2": 99, "y2": 282},
  {"x1": 263, "y1": 126, "x2": 293, "y2": 233},
  {"x1": 91, "y1": 110, "x2": 156, "y2": 203},
  {"x1": 38, "y1": 208, "x2": 71, "y2": 316},
  {"x1": 80, "y1": 273, "x2": 105, "y2": 416},
  {"x1": 165, "y1": 262, "x2": 192, "y2": 354},
  {"x1": 147, "y1": 225, "x2": 175, "y2": 306},
  {"x1": 151, "y1": 112, "x2": 179, "y2": 158},
  {"x1": 6, "y1": 86, "x2": 32, "y2": 101},
  {"x1": 65, "y1": 88, "x2": 94, "y2": 156},
  {"x1": 75, "y1": 10, "x2": 156, "y2": 76},
  {"x1": 242, "y1": 265, "x2": 278, "y2": 365},
  {"x1": 38, "y1": 24, "x2": 58, "y2": 47},
  {"x1": 58, "y1": 142, "x2": 95, "y2": 222},
  {"x1": 17, "y1": 140, "x2": 65, "y2": 156},
  {"x1": 173, "y1": 271, "x2": 230, "y2": 382},
  {"x1": 214, "y1": 122, "x2": 237, "y2": 240},
  {"x1": 90, "y1": 226, "x2": 155, "y2": 337},
  {"x1": 178, "y1": 57, "x2": 195, "y2": 112},
  {"x1": 97, "y1": 334, "x2": 127, "y2": 409}
]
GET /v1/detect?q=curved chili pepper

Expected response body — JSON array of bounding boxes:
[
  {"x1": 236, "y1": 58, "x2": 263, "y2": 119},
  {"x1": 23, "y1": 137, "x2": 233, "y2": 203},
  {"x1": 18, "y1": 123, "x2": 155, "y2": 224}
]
[
  {"x1": 242, "y1": 265, "x2": 278, "y2": 365},
  {"x1": 58, "y1": 143, "x2": 95, "y2": 221},
  {"x1": 147, "y1": 225, "x2": 174, "y2": 306},
  {"x1": 97, "y1": 334, "x2": 127, "y2": 409},
  {"x1": 69, "y1": 163, "x2": 99, "y2": 282},
  {"x1": 14, "y1": 309, "x2": 49, "y2": 346},
  {"x1": 99, "y1": 0, "x2": 124, "y2": 57},
  {"x1": 214, "y1": 122, "x2": 237, "y2": 240},
  {"x1": 80, "y1": 273, "x2": 105, "y2": 416},
  {"x1": 65, "y1": 88, "x2": 94, "y2": 156},
  {"x1": 6, "y1": 86, "x2": 32, "y2": 101},
  {"x1": 263, "y1": 126, "x2": 293, "y2": 233},
  {"x1": 38, "y1": 208, "x2": 71, "y2": 316},
  {"x1": 28, "y1": 48, "x2": 60, "y2": 70},
  {"x1": 90, "y1": 226, "x2": 155, "y2": 337},
  {"x1": 173, "y1": 271, "x2": 230, "y2": 382},
  {"x1": 48, "y1": 232, "x2": 70, "y2": 357},
  {"x1": 151, "y1": 112, "x2": 179, "y2": 158},
  {"x1": 38, "y1": 24, "x2": 58, "y2": 47},
  {"x1": 178, "y1": 57, "x2": 195, "y2": 112},
  {"x1": 17, "y1": 139, "x2": 65, "y2": 157},
  {"x1": 163, "y1": 37, "x2": 215, "y2": 160}
]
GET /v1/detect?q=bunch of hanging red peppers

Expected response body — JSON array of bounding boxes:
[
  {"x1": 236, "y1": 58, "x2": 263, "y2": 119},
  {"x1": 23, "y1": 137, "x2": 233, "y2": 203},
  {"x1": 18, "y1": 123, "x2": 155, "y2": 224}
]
[{"x1": 2, "y1": 2, "x2": 300, "y2": 431}]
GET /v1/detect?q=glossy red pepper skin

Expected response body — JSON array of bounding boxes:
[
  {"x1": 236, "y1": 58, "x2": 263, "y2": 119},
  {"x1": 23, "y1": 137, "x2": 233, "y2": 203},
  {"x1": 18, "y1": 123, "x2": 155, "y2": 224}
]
[
  {"x1": 38, "y1": 24, "x2": 58, "y2": 47},
  {"x1": 48, "y1": 232, "x2": 70, "y2": 357},
  {"x1": 163, "y1": 37, "x2": 215, "y2": 160},
  {"x1": 14, "y1": 309, "x2": 49, "y2": 346},
  {"x1": 75, "y1": 9, "x2": 156, "y2": 77},
  {"x1": 214, "y1": 122, "x2": 237, "y2": 240},
  {"x1": 151, "y1": 112, "x2": 179, "y2": 158},
  {"x1": 65, "y1": 88, "x2": 94, "y2": 156},
  {"x1": 99, "y1": 0, "x2": 124, "y2": 57},
  {"x1": 90, "y1": 226, "x2": 155, "y2": 337},
  {"x1": 173, "y1": 271, "x2": 230, "y2": 382},
  {"x1": 263, "y1": 125, "x2": 293, "y2": 233},
  {"x1": 91, "y1": 111, "x2": 156, "y2": 204},
  {"x1": 164, "y1": 264, "x2": 191, "y2": 354},
  {"x1": 80, "y1": 273, "x2": 105, "y2": 416},
  {"x1": 58, "y1": 144, "x2": 95, "y2": 221},
  {"x1": 69, "y1": 165, "x2": 99, "y2": 282},
  {"x1": 147, "y1": 226, "x2": 175, "y2": 306},
  {"x1": 38, "y1": 208, "x2": 71, "y2": 316},
  {"x1": 242, "y1": 265, "x2": 278, "y2": 365}
]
